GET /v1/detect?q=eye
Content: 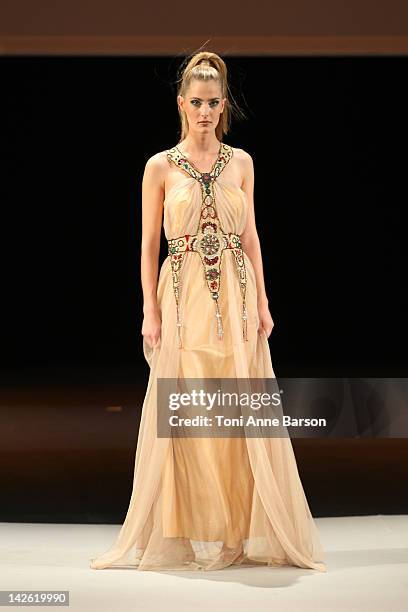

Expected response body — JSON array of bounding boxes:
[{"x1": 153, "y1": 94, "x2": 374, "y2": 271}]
[{"x1": 190, "y1": 99, "x2": 220, "y2": 107}]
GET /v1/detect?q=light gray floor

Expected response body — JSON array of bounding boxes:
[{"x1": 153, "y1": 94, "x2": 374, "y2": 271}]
[{"x1": 1, "y1": 516, "x2": 407, "y2": 612}]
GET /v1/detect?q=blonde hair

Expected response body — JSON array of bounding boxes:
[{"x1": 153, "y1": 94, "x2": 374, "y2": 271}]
[{"x1": 175, "y1": 50, "x2": 246, "y2": 142}]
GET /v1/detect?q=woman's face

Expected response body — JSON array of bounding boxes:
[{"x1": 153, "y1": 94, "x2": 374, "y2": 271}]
[{"x1": 178, "y1": 79, "x2": 225, "y2": 136}]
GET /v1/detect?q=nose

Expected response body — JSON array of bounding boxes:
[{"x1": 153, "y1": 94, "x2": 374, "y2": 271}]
[{"x1": 200, "y1": 103, "x2": 212, "y2": 118}]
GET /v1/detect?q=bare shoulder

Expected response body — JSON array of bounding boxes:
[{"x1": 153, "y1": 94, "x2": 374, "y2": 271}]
[
  {"x1": 231, "y1": 147, "x2": 254, "y2": 189},
  {"x1": 144, "y1": 150, "x2": 169, "y2": 173},
  {"x1": 232, "y1": 147, "x2": 252, "y2": 160},
  {"x1": 142, "y1": 151, "x2": 170, "y2": 197},
  {"x1": 232, "y1": 147, "x2": 254, "y2": 170}
]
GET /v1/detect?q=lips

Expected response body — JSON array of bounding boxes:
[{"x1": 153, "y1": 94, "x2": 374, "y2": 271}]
[{"x1": 199, "y1": 121, "x2": 210, "y2": 124}]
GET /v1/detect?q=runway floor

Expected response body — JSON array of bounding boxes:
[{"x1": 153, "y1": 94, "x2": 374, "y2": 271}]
[{"x1": 1, "y1": 515, "x2": 407, "y2": 612}]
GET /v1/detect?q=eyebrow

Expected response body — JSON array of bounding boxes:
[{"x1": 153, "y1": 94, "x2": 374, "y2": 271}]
[{"x1": 189, "y1": 97, "x2": 220, "y2": 101}]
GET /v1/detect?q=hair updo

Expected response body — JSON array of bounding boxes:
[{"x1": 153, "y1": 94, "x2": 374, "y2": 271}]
[{"x1": 175, "y1": 50, "x2": 245, "y2": 142}]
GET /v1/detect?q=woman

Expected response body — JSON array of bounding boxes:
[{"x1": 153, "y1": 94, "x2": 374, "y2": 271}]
[{"x1": 90, "y1": 50, "x2": 326, "y2": 572}]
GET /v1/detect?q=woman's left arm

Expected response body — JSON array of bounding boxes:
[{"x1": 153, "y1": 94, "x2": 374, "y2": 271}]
[{"x1": 239, "y1": 150, "x2": 274, "y2": 338}]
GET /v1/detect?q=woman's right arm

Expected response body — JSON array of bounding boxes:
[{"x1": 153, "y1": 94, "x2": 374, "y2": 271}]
[{"x1": 140, "y1": 154, "x2": 166, "y2": 349}]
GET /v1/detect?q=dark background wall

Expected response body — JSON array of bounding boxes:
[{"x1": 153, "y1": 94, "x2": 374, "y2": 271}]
[
  {"x1": 2, "y1": 55, "x2": 408, "y2": 375},
  {"x1": 1, "y1": 55, "x2": 408, "y2": 521}
]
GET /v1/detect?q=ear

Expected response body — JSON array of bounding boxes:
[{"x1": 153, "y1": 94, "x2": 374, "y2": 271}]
[{"x1": 177, "y1": 94, "x2": 184, "y2": 111}]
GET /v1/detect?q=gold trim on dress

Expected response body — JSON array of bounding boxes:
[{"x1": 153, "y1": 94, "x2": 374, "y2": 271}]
[{"x1": 166, "y1": 143, "x2": 248, "y2": 348}]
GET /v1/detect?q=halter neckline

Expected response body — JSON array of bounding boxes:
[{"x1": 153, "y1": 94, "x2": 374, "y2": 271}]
[
  {"x1": 174, "y1": 141, "x2": 223, "y2": 176},
  {"x1": 167, "y1": 142, "x2": 233, "y2": 182}
]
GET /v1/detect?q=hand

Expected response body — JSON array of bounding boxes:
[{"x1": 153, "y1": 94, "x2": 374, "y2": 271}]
[
  {"x1": 142, "y1": 307, "x2": 162, "y2": 349},
  {"x1": 258, "y1": 301, "x2": 274, "y2": 339}
]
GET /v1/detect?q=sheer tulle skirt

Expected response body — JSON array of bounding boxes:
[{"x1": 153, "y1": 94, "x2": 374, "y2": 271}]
[{"x1": 89, "y1": 252, "x2": 326, "y2": 572}]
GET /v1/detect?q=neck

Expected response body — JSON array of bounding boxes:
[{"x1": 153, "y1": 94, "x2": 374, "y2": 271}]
[{"x1": 179, "y1": 132, "x2": 221, "y2": 154}]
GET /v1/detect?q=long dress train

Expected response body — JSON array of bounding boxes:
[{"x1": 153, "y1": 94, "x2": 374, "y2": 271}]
[{"x1": 90, "y1": 143, "x2": 326, "y2": 572}]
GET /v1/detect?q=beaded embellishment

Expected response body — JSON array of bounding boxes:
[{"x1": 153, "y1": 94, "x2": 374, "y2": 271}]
[{"x1": 166, "y1": 142, "x2": 248, "y2": 348}]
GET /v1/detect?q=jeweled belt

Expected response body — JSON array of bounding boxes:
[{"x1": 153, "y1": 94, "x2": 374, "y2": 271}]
[{"x1": 166, "y1": 143, "x2": 248, "y2": 349}]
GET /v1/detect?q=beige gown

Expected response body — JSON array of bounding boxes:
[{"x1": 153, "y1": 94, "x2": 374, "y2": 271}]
[{"x1": 90, "y1": 143, "x2": 326, "y2": 572}]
